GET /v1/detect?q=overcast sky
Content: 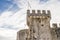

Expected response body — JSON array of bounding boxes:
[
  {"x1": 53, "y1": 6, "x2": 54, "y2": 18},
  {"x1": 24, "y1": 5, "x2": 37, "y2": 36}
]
[{"x1": 0, "y1": 0, "x2": 60, "y2": 40}]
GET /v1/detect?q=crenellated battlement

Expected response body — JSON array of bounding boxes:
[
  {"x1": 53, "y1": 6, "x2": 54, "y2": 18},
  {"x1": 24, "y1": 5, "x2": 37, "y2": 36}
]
[
  {"x1": 52, "y1": 23, "x2": 58, "y2": 29},
  {"x1": 27, "y1": 10, "x2": 51, "y2": 18},
  {"x1": 52, "y1": 23, "x2": 60, "y2": 29}
]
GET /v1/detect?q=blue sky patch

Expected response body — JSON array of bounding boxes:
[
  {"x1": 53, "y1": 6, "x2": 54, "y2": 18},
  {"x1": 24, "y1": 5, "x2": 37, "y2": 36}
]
[
  {"x1": 39, "y1": 0, "x2": 49, "y2": 3},
  {"x1": 0, "y1": 0, "x2": 20, "y2": 14},
  {"x1": 0, "y1": 0, "x2": 21, "y2": 30}
]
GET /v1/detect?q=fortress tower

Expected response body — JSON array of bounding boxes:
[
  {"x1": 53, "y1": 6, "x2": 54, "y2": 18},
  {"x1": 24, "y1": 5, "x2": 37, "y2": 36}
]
[
  {"x1": 27, "y1": 10, "x2": 52, "y2": 40},
  {"x1": 17, "y1": 10, "x2": 60, "y2": 40}
]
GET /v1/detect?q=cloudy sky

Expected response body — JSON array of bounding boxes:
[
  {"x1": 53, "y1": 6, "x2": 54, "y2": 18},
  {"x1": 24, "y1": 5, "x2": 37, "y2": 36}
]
[{"x1": 0, "y1": 0, "x2": 60, "y2": 40}]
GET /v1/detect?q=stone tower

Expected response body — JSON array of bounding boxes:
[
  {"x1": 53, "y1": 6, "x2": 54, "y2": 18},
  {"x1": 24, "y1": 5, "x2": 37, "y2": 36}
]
[
  {"x1": 27, "y1": 10, "x2": 52, "y2": 40},
  {"x1": 17, "y1": 10, "x2": 60, "y2": 40}
]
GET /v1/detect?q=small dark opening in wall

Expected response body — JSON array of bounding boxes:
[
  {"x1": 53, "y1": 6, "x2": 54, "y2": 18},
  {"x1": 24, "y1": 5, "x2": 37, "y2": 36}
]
[
  {"x1": 41, "y1": 24, "x2": 44, "y2": 26},
  {"x1": 48, "y1": 16, "x2": 50, "y2": 18},
  {"x1": 30, "y1": 29, "x2": 31, "y2": 31},
  {"x1": 26, "y1": 38, "x2": 27, "y2": 40},
  {"x1": 39, "y1": 21, "x2": 41, "y2": 23},
  {"x1": 33, "y1": 30, "x2": 35, "y2": 33}
]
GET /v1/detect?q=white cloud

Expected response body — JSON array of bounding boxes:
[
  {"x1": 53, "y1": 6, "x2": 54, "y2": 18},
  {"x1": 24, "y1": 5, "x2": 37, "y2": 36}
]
[
  {"x1": 0, "y1": 10, "x2": 28, "y2": 29},
  {"x1": 0, "y1": 10, "x2": 28, "y2": 40},
  {"x1": 0, "y1": 28, "x2": 16, "y2": 40},
  {"x1": 0, "y1": 28, "x2": 16, "y2": 37}
]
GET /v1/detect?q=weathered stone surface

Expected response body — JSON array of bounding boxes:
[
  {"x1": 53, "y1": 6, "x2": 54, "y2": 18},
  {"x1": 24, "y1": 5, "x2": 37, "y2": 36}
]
[
  {"x1": 17, "y1": 29, "x2": 30, "y2": 40},
  {"x1": 17, "y1": 10, "x2": 60, "y2": 40}
]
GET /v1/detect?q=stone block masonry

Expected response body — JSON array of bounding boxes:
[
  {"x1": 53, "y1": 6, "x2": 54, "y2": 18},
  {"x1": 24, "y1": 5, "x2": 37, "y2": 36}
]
[{"x1": 17, "y1": 10, "x2": 60, "y2": 40}]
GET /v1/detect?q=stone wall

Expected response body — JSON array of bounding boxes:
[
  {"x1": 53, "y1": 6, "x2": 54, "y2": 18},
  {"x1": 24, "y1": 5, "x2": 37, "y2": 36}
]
[{"x1": 17, "y1": 10, "x2": 60, "y2": 40}]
